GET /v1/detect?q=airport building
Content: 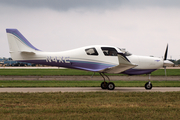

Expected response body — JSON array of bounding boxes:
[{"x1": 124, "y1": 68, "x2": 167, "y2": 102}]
[{"x1": 0, "y1": 57, "x2": 33, "y2": 67}]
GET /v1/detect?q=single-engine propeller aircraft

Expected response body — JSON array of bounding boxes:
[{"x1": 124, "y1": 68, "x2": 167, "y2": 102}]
[{"x1": 6, "y1": 29, "x2": 174, "y2": 90}]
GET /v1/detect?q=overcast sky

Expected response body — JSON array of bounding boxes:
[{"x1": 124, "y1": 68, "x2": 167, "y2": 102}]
[{"x1": 1, "y1": 0, "x2": 180, "y2": 59}]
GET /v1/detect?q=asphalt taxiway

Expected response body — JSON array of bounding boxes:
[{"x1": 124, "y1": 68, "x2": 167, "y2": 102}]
[{"x1": 0, "y1": 87, "x2": 180, "y2": 93}]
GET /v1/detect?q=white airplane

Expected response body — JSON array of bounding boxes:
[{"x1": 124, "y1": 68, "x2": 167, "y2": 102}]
[{"x1": 6, "y1": 29, "x2": 174, "y2": 90}]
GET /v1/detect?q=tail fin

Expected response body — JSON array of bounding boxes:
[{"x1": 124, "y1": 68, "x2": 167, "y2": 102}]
[{"x1": 6, "y1": 29, "x2": 40, "y2": 60}]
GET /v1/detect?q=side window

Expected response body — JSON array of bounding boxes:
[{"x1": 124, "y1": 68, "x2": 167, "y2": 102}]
[
  {"x1": 85, "y1": 48, "x2": 98, "y2": 56},
  {"x1": 101, "y1": 47, "x2": 117, "y2": 56}
]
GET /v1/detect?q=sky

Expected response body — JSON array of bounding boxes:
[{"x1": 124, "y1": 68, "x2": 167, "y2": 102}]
[{"x1": 0, "y1": 0, "x2": 180, "y2": 59}]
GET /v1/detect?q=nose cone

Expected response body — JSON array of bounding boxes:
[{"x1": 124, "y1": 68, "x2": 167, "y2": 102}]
[{"x1": 163, "y1": 60, "x2": 174, "y2": 67}]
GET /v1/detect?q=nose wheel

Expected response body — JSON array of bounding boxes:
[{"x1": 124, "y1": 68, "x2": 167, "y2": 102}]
[
  {"x1": 145, "y1": 74, "x2": 152, "y2": 90},
  {"x1": 145, "y1": 82, "x2": 152, "y2": 90}
]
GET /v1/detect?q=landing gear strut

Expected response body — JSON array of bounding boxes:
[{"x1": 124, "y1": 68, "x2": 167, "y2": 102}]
[
  {"x1": 145, "y1": 74, "x2": 152, "y2": 90},
  {"x1": 100, "y1": 73, "x2": 115, "y2": 90}
]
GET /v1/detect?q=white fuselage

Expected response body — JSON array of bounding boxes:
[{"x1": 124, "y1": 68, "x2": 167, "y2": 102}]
[
  {"x1": 14, "y1": 45, "x2": 164, "y2": 75},
  {"x1": 6, "y1": 29, "x2": 171, "y2": 75}
]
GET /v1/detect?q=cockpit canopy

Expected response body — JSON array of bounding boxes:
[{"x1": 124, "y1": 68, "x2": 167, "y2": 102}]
[
  {"x1": 84, "y1": 46, "x2": 132, "y2": 56},
  {"x1": 101, "y1": 47, "x2": 118, "y2": 56}
]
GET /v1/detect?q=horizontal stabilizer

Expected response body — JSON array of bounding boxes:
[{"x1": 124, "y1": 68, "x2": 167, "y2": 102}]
[{"x1": 20, "y1": 51, "x2": 36, "y2": 54}]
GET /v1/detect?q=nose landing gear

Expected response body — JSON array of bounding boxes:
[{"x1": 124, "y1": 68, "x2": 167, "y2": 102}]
[
  {"x1": 145, "y1": 74, "x2": 152, "y2": 90},
  {"x1": 145, "y1": 81, "x2": 152, "y2": 90}
]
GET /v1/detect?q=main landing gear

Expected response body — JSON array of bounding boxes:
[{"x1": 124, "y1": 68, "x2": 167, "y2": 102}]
[
  {"x1": 99, "y1": 73, "x2": 153, "y2": 90},
  {"x1": 99, "y1": 73, "x2": 115, "y2": 90},
  {"x1": 144, "y1": 74, "x2": 152, "y2": 90}
]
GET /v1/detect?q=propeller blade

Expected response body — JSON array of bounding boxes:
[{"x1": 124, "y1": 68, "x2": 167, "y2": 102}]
[
  {"x1": 163, "y1": 44, "x2": 174, "y2": 67},
  {"x1": 164, "y1": 44, "x2": 168, "y2": 60},
  {"x1": 163, "y1": 44, "x2": 168, "y2": 78}
]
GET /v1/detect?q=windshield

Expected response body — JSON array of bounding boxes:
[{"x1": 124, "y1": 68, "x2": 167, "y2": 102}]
[
  {"x1": 101, "y1": 47, "x2": 117, "y2": 56},
  {"x1": 118, "y1": 48, "x2": 132, "y2": 56}
]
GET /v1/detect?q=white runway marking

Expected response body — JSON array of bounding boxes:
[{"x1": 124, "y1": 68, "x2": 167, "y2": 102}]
[{"x1": 0, "y1": 87, "x2": 180, "y2": 93}]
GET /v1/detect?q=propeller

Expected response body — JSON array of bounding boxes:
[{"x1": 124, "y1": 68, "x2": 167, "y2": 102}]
[
  {"x1": 163, "y1": 44, "x2": 168, "y2": 77},
  {"x1": 163, "y1": 44, "x2": 174, "y2": 77},
  {"x1": 164, "y1": 44, "x2": 168, "y2": 61}
]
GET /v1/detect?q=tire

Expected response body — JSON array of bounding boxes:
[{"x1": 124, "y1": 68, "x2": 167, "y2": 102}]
[
  {"x1": 145, "y1": 82, "x2": 152, "y2": 90},
  {"x1": 107, "y1": 82, "x2": 115, "y2": 90},
  {"x1": 101, "y1": 82, "x2": 108, "y2": 89}
]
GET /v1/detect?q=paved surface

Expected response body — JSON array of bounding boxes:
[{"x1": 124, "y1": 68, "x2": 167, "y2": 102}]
[{"x1": 0, "y1": 87, "x2": 180, "y2": 93}]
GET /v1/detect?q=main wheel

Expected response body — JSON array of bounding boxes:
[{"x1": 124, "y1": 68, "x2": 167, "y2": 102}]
[
  {"x1": 145, "y1": 82, "x2": 152, "y2": 90},
  {"x1": 107, "y1": 82, "x2": 115, "y2": 90},
  {"x1": 101, "y1": 82, "x2": 108, "y2": 89}
]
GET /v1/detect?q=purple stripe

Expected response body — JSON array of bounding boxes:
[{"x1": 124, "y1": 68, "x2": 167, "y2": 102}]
[
  {"x1": 122, "y1": 69, "x2": 156, "y2": 75},
  {"x1": 70, "y1": 60, "x2": 115, "y2": 71},
  {"x1": 6, "y1": 29, "x2": 40, "y2": 51},
  {"x1": 17, "y1": 59, "x2": 156, "y2": 75},
  {"x1": 18, "y1": 60, "x2": 115, "y2": 72}
]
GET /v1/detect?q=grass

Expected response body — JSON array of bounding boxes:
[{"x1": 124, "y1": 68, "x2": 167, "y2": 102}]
[
  {"x1": 0, "y1": 80, "x2": 180, "y2": 87},
  {"x1": 151, "y1": 69, "x2": 180, "y2": 76},
  {"x1": 0, "y1": 69, "x2": 96, "y2": 76},
  {"x1": 0, "y1": 92, "x2": 180, "y2": 119},
  {"x1": 0, "y1": 69, "x2": 180, "y2": 87},
  {"x1": 0, "y1": 69, "x2": 180, "y2": 119},
  {"x1": 0, "y1": 68, "x2": 180, "y2": 76}
]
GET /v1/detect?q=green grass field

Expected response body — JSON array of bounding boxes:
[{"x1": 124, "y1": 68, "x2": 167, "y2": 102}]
[
  {"x1": 0, "y1": 92, "x2": 180, "y2": 120},
  {"x1": 0, "y1": 69, "x2": 180, "y2": 119},
  {"x1": 0, "y1": 68, "x2": 180, "y2": 76},
  {"x1": 0, "y1": 69, "x2": 180, "y2": 87}
]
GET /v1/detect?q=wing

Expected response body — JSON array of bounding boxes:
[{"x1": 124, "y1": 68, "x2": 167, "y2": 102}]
[{"x1": 100, "y1": 53, "x2": 137, "y2": 74}]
